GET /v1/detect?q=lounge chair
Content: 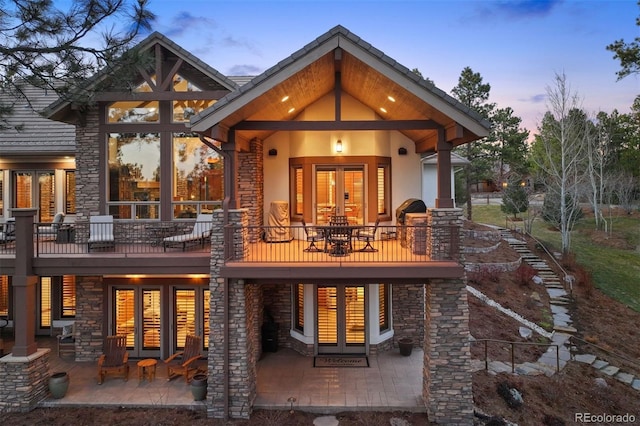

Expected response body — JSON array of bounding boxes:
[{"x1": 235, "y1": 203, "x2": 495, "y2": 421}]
[
  {"x1": 356, "y1": 218, "x2": 380, "y2": 252},
  {"x1": 88, "y1": 215, "x2": 115, "y2": 251},
  {"x1": 164, "y1": 334, "x2": 203, "y2": 382},
  {"x1": 37, "y1": 212, "x2": 65, "y2": 240},
  {"x1": 97, "y1": 335, "x2": 129, "y2": 384},
  {"x1": 302, "y1": 219, "x2": 324, "y2": 252},
  {"x1": 163, "y1": 214, "x2": 213, "y2": 251}
]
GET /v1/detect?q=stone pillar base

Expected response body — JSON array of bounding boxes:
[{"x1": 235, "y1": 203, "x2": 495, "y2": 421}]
[{"x1": 0, "y1": 348, "x2": 51, "y2": 412}]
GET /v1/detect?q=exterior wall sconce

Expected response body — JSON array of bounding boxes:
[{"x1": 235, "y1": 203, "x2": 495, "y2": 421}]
[
  {"x1": 335, "y1": 140, "x2": 343, "y2": 153},
  {"x1": 398, "y1": 147, "x2": 407, "y2": 155},
  {"x1": 268, "y1": 149, "x2": 278, "y2": 156}
]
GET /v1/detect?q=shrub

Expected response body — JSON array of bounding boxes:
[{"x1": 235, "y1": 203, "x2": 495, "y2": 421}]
[{"x1": 515, "y1": 264, "x2": 537, "y2": 286}]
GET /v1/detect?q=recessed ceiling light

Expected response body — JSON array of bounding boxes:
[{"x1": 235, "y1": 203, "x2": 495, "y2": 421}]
[
  {"x1": 281, "y1": 95, "x2": 290, "y2": 102},
  {"x1": 387, "y1": 96, "x2": 396, "y2": 102},
  {"x1": 288, "y1": 107, "x2": 296, "y2": 114},
  {"x1": 380, "y1": 107, "x2": 387, "y2": 113}
]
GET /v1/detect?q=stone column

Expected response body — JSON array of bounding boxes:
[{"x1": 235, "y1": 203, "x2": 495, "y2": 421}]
[
  {"x1": 74, "y1": 276, "x2": 105, "y2": 361},
  {"x1": 208, "y1": 209, "x2": 251, "y2": 419},
  {"x1": 425, "y1": 277, "x2": 473, "y2": 425}
]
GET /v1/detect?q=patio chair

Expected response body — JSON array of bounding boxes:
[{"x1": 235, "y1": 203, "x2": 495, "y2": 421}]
[
  {"x1": 56, "y1": 322, "x2": 76, "y2": 357},
  {"x1": 97, "y1": 335, "x2": 129, "y2": 384},
  {"x1": 163, "y1": 214, "x2": 213, "y2": 251},
  {"x1": 325, "y1": 215, "x2": 352, "y2": 256},
  {"x1": 356, "y1": 218, "x2": 380, "y2": 252},
  {"x1": 163, "y1": 334, "x2": 203, "y2": 382},
  {"x1": 37, "y1": 212, "x2": 65, "y2": 240},
  {"x1": 88, "y1": 215, "x2": 115, "y2": 252},
  {"x1": 302, "y1": 219, "x2": 324, "y2": 252},
  {"x1": 0, "y1": 218, "x2": 15, "y2": 245}
]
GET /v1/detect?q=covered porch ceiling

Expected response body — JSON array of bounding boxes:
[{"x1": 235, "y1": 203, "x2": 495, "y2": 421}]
[{"x1": 191, "y1": 32, "x2": 491, "y2": 153}]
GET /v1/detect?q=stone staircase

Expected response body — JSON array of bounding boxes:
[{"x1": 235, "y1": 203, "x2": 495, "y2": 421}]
[{"x1": 473, "y1": 227, "x2": 640, "y2": 391}]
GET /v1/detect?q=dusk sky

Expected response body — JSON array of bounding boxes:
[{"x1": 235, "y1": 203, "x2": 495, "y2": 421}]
[{"x1": 146, "y1": 0, "x2": 638, "y2": 137}]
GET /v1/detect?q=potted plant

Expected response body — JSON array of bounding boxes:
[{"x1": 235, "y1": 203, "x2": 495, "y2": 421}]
[
  {"x1": 190, "y1": 374, "x2": 207, "y2": 401},
  {"x1": 49, "y1": 371, "x2": 69, "y2": 398},
  {"x1": 398, "y1": 337, "x2": 414, "y2": 356}
]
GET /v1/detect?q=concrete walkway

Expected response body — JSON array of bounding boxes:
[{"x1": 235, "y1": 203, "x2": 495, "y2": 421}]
[{"x1": 472, "y1": 227, "x2": 640, "y2": 392}]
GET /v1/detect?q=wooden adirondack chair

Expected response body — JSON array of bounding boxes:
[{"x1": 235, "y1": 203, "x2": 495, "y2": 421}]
[
  {"x1": 164, "y1": 334, "x2": 202, "y2": 383},
  {"x1": 97, "y1": 335, "x2": 130, "y2": 384}
]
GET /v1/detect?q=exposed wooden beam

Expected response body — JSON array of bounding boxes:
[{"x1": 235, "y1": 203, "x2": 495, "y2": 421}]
[
  {"x1": 159, "y1": 59, "x2": 184, "y2": 91},
  {"x1": 233, "y1": 119, "x2": 441, "y2": 131},
  {"x1": 94, "y1": 90, "x2": 230, "y2": 101}
]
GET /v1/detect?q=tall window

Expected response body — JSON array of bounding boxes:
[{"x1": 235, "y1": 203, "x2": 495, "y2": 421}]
[
  {"x1": 107, "y1": 133, "x2": 161, "y2": 219},
  {"x1": 294, "y1": 284, "x2": 304, "y2": 332},
  {"x1": 292, "y1": 167, "x2": 303, "y2": 216},
  {"x1": 174, "y1": 289, "x2": 196, "y2": 349},
  {"x1": 377, "y1": 165, "x2": 390, "y2": 216},
  {"x1": 104, "y1": 74, "x2": 221, "y2": 220},
  {"x1": 0, "y1": 172, "x2": 4, "y2": 215},
  {"x1": 40, "y1": 277, "x2": 52, "y2": 328},
  {"x1": 203, "y1": 289, "x2": 210, "y2": 349},
  {"x1": 61, "y1": 275, "x2": 76, "y2": 317},
  {"x1": 172, "y1": 134, "x2": 223, "y2": 218},
  {"x1": 379, "y1": 284, "x2": 390, "y2": 332},
  {"x1": 0, "y1": 276, "x2": 9, "y2": 316},
  {"x1": 65, "y1": 171, "x2": 76, "y2": 214}
]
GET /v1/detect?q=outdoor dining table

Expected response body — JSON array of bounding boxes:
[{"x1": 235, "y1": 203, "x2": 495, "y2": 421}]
[{"x1": 317, "y1": 224, "x2": 363, "y2": 256}]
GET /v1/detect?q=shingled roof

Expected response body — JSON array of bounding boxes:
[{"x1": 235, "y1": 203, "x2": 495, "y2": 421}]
[{"x1": 0, "y1": 84, "x2": 75, "y2": 155}]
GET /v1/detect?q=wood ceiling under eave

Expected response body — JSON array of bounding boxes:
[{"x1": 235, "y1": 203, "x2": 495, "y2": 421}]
[{"x1": 223, "y1": 49, "x2": 480, "y2": 152}]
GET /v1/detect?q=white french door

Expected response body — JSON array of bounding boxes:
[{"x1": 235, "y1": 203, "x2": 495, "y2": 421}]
[
  {"x1": 314, "y1": 166, "x2": 365, "y2": 225},
  {"x1": 317, "y1": 285, "x2": 367, "y2": 354},
  {"x1": 111, "y1": 287, "x2": 162, "y2": 358}
]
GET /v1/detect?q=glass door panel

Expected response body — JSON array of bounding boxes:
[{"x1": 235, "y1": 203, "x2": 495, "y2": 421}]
[
  {"x1": 317, "y1": 285, "x2": 366, "y2": 354},
  {"x1": 142, "y1": 289, "x2": 161, "y2": 351},
  {"x1": 112, "y1": 287, "x2": 161, "y2": 358},
  {"x1": 114, "y1": 289, "x2": 135, "y2": 348},
  {"x1": 314, "y1": 167, "x2": 364, "y2": 225},
  {"x1": 174, "y1": 289, "x2": 196, "y2": 350},
  {"x1": 315, "y1": 170, "x2": 336, "y2": 225},
  {"x1": 345, "y1": 286, "x2": 365, "y2": 345}
]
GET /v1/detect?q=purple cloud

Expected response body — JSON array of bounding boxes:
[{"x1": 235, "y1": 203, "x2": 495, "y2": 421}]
[
  {"x1": 164, "y1": 11, "x2": 218, "y2": 38},
  {"x1": 475, "y1": 0, "x2": 561, "y2": 20}
]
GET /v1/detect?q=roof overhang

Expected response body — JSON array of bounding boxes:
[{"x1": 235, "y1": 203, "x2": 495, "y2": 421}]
[{"x1": 190, "y1": 26, "x2": 491, "y2": 152}]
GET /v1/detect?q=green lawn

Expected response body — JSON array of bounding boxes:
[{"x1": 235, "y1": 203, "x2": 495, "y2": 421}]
[{"x1": 471, "y1": 204, "x2": 640, "y2": 312}]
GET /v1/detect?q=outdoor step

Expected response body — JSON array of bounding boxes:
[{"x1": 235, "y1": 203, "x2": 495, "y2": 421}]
[
  {"x1": 488, "y1": 360, "x2": 513, "y2": 374},
  {"x1": 615, "y1": 372, "x2": 634, "y2": 385},
  {"x1": 515, "y1": 363, "x2": 546, "y2": 376},
  {"x1": 592, "y1": 359, "x2": 609, "y2": 370},
  {"x1": 632, "y1": 379, "x2": 640, "y2": 391},
  {"x1": 601, "y1": 365, "x2": 620, "y2": 376},
  {"x1": 573, "y1": 354, "x2": 596, "y2": 365},
  {"x1": 553, "y1": 325, "x2": 577, "y2": 334},
  {"x1": 550, "y1": 299, "x2": 570, "y2": 306}
]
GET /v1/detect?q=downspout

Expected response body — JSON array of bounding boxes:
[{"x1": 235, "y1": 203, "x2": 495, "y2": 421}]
[{"x1": 199, "y1": 134, "x2": 230, "y2": 420}]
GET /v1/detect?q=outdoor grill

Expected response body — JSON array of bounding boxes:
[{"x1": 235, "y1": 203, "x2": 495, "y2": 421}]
[{"x1": 395, "y1": 198, "x2": 427, "y2": 225}]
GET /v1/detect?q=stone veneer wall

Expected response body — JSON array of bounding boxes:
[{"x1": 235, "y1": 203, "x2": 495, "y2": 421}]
[
  {"x1": 74, "y1": 276, "x2": 105, "y2": 361},
  {"x1": 423, "y1": 207, "x2": 473, "y2": 425},
  {"x1": 238, "y1": 139, "x2": 264, "y2": 242},
  {"x1": 427, "y1": 208, "x2": 464, "y2": 262},
  {"x1": 262, "y1": 284, "x2": 292, "y2": 350},
  {"x1": 208, "y1": 208, "x2": 257, "y2": 419},
  {"x1": 392, "y1": 283, "x2": 425, "y2": 347},
  {"x1": 0, "y1": 349, "x2": 50, "y2": 412},
  {"x1": 73, "y1": 106, "x2": 100, "y2": 241}
]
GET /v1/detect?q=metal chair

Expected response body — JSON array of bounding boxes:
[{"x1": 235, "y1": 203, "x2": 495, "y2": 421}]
[
  {"x1": 326, "y1": 215, "x2": 352, "y2": 256},
  {"x1": 302, "y1": 219, "x2": 324, "y2": 252},
  {"x1": 356, "y1": 218, "x2": 380, "y2": 252}
]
